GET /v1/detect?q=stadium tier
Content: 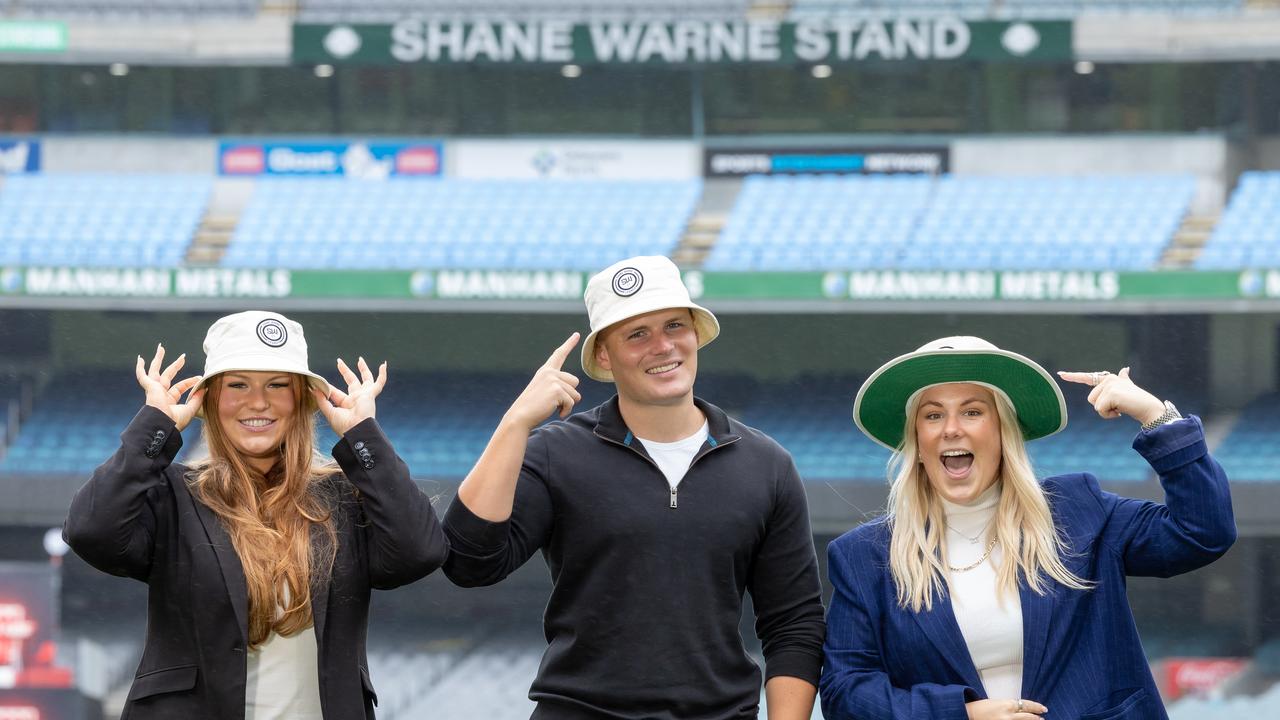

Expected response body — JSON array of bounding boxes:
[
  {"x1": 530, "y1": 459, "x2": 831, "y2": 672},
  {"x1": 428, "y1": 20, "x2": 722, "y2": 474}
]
[
  {"x1": 706, "y1": 174, "x2": 1194, "y2": 272},
  {"x1": 1, "y1": 368, "x2": 1175, "y2": 482},
  {"x1": 0, "y1": 174, "x2": 210, "y2": 268},
  {"x1": 223, "y1": 179, "x2": 701, "y2": 271},
  {"x1": 788, "y1": 0, "x2": 1244, "y2": 17},
  {"x1": 296, "y1": 0, "x2": 756, "y2": 22},
  {"x1": 1197, "y1": 171, "x2": 1280, "y2": 269},
  {"x1": 1203, "y1": 392, "x2": 1280, "y2": 482},
  {"x1": 8, "y1": 0, "x2": 258, "y2": 18}
]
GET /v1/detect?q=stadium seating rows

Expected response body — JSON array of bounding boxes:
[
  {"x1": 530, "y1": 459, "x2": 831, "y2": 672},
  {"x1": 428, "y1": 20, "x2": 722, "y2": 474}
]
[
  {"x1": 8, "y1": 0, "x2": 1242, "y2": 21},
  {"x1": 1197, "y1": 172, "x2": 1280, "y2": 269},
  {"x1": 223, "y1": 179, "x2": 701, "y2": 271},
  {"x1": 296, "y1": 0, "x2": 755, "y2": 22},
  {"x1": 8, "y1": 0, "x2": 257, "y2": 18},
  {"x1": 0, "y1": 174, "x2": 210, "y2": 267},
  {"x1": 1202, "y1": 391, "x2": 1280, "y2": 482},
  {"x1": 789, "y1": 0, "x2": 1244, "y2": 19},
  {"x1": 706, "y1": 174, "x2": 1195, "y2": 272},
  {"x1": 4, "y1": 170, "x2": 1280, "y2": 273},
  {"x1": 0, "y1": 368, "x2": 1191, "y2": 483}
]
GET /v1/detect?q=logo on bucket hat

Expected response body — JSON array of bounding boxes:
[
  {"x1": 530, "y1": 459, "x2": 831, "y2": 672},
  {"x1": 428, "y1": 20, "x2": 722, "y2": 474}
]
[
  {"x1": 611, "y1": 267, "x2": 643, "y2": 297},
  {"x1": 581, "y1": 256, "x2": 721, "y2": 382},
  {"x1": 256, "y1": 318, "x2": 288, "y2": 348}
]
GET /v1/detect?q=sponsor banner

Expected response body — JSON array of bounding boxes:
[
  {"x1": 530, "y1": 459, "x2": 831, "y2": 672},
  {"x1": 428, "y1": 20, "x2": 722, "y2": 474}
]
[
  {"x1": 0, "y1": 563, "x2": 59, "y2": 690},
  {"x1": 218, "y1": 141, "x2": 442, "y2": 178},
  {"x1": 1156, "y1": 658, "x2": 1248, "y2": 701},
  {"x1": 0, "y1": 22, "x2": 66, "y2": 54},
  {"x1": 293, "y1": 19, "x2": 1072, "y2": 65},
  {"x1": 0, "y1": 142, "x2": 39, "y2": 175},
  {"x1": 702, "y1": 270, "x2": 1271, "y2": 302},
  {"x1": 453, "y1": 141, "x2": 700, "y2": 180},
  {"x1": 705, "y1": 146, "x2": 948, "y2": 177},
  {"x1": 2, "y1": 268, "x2": 1280, "y2": 303}
]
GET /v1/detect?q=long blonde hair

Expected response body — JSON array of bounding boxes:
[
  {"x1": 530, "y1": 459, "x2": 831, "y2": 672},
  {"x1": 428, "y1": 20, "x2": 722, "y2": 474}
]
[
  {"x1": 188, "y1": 373, "x2": 339, "y2": 649},
  {"x1": 886, "y1": 388, "x2": 1092, "y2": 613}
]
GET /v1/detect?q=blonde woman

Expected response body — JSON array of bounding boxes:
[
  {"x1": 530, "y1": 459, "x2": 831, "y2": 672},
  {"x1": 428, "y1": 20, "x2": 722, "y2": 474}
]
[
  {"x1": 64, "y1": 311, "x2": 446, "y2": 719},
  {"x1": 820, "y1": 337, "x2": 1234, "y2": 720}
]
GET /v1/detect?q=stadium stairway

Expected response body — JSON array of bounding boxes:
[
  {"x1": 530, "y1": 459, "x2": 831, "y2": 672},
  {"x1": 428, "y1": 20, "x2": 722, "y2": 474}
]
[
  {"x1": 671, "y1": 178, "x2": 740, "y2": 268},
  {"x1": 1160, "y1": 213, "x2": 1219, "y2": 268},
  {"x1": 185, "y1": 178, "x2": 255, "y2": 265}
]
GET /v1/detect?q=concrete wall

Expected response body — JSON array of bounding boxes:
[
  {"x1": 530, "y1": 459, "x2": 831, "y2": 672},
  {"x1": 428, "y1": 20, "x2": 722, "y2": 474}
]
[{"x1": 952, "y1": 134, "x2": 1232, "y2": 215}]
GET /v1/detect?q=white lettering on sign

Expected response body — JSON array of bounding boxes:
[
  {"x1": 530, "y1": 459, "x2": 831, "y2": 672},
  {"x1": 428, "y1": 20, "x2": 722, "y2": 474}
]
[
  {"x1": 1000, "y1": 271, "x2": 1120, "y2": 300},
  {"x1": 436, "y1": 271, "x2": 582, "y2": 299}
]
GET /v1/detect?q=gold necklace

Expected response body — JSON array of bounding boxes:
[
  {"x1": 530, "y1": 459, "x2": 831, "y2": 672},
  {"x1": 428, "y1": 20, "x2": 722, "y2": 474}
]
[{"x1": 948, "y1": 539, "x2": 997, "y2": 573}]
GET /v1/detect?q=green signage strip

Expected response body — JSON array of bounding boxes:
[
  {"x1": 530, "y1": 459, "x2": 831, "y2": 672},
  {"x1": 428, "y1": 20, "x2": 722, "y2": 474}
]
[
  {"x1": 293, "y1": 19, "x2": 1072, "y2": 65},
  {"x1": 3, "y1": 268, "x2": 1280, "y2": 304},
  {"x1": 0, "y1": 21, "x2": 67, "y2": 53}
]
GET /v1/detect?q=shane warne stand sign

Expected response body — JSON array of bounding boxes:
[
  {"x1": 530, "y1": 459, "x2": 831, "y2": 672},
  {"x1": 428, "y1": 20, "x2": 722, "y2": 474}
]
[{"x1": 293, "y1": 18, "x2": 1072, "y2": 65}]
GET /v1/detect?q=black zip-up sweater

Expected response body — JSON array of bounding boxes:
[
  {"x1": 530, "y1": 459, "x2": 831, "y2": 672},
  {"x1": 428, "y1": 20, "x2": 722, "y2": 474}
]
[{"x1": 443, "y1": 396, "x2": 826, "y2": 720}]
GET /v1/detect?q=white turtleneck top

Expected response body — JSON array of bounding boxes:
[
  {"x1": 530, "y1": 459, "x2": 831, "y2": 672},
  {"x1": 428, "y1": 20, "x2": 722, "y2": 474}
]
[{"x1": 940, "y1": 483, "x2": 1024, "y2": 700}]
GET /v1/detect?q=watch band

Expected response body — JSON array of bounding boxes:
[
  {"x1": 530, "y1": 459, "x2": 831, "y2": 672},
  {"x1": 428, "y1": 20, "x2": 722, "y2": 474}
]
[{"x1": 1141, "y1": 400, "x2": 1182, "y2": 431}]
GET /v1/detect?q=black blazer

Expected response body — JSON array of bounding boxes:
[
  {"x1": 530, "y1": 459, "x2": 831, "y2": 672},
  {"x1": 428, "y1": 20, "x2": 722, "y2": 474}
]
[{"x1": 63, "y1": 406, "x2": 448, "y2": 720}]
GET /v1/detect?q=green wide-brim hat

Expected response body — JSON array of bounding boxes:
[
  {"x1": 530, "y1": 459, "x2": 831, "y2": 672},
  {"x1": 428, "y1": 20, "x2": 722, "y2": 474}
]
[{"x1": 853, "y1": 336, "x2": 1067, "y2": 451}]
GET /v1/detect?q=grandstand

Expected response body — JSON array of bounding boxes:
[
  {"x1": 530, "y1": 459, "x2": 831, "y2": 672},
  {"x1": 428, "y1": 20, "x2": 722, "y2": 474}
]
[
  {"x1": 2, "y1": 0, "x2": 1280, "y2": 718},
  {"x1": 0, "y1": 175, "x2": 209, "y2": 268},
  {"x1": 224, "y1": 178, "x2": 700, "y2": 271},
  {"x1": 1198, "y1": 171, "x2": 1280, "y2": 270}
]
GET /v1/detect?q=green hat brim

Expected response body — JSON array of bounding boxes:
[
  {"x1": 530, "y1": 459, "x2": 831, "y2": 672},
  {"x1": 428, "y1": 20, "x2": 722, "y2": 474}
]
[{"x1": 854, "y1": 350, "x2": 1067, "y2": 451}]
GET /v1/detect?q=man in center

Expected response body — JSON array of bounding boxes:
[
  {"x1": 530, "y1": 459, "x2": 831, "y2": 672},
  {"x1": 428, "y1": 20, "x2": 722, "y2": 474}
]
[{"x1": 442, "y1": 255, "x2": 826, "y2": 719}]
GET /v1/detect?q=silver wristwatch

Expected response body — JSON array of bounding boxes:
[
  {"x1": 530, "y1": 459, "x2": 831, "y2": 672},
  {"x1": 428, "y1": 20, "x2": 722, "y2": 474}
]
[{"x1": 1141, "y1": 400, "x2": 1182, "y2": 431}]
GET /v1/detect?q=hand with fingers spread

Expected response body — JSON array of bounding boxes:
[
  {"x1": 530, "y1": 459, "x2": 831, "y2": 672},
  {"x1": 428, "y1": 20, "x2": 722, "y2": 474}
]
[
  {"x1": 135, "y1": 343, "x2": 205, "y2": 431},
  {"x1": 1058, "y1": 367, "x2": 1166, "y2": 425},
  {"x1": 314, "y1": 357, "x2": 388, "y2": 437},
  {"x1": 966, "y1": 698, "x2": 1048, "y2": 720},
  {"x1": 504, "y1": 333, "x2": 583, "y2": 432}
]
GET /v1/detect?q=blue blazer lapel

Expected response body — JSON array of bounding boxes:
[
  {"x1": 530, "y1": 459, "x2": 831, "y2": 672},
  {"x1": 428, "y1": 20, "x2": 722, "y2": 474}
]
[
  {"x1": 1019, "y1": 581, "x2": 1054, "y2": 696},
  {"x1": 191, "y1": 495, "x2": 250, "y2": 647},
  {"x1": 911, "y1": 590, "x2": 985, "y2": 692}
]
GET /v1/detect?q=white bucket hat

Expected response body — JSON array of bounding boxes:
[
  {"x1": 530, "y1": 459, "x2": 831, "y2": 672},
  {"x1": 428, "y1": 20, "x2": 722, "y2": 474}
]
[
  {"x1": 580, "y1": 256, "x2": 720, "y2": 382},
  {"x1": 853, "y1": 336, "x2": 1067, "y2": 451},
  {"x1": 192, "y1": 311, "x2": 329, "y2": 398}
]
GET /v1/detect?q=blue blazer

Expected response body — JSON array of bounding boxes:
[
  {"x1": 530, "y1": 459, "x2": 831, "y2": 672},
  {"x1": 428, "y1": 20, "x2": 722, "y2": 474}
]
[{"x1": 820, "y1": 417, "x2": 1235, "y2": 720}]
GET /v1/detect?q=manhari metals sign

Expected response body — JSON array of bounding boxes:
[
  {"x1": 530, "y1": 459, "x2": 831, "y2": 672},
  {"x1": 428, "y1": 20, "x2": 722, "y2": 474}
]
[
  {"x1": 4, "y1": 268, "x2": 1280, "y2": 305},
  {"x1": 293, "y1": 19, "x2": 1072, "y2": 65}
]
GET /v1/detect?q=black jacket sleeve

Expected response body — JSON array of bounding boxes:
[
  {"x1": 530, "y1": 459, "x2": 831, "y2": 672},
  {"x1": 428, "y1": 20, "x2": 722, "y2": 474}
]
[
  {"x1": 749, "y1": 453, "x2": 826, "y2": 685},
  {"x1": 332, "y1": 417, "x2": 449, "y2": 589},
  {"x1": 63, "y1": 405, "x2": 182, "y2": 582},
  {"x1": 441, "y1": 428, "x2": 555, "y2": 587}
]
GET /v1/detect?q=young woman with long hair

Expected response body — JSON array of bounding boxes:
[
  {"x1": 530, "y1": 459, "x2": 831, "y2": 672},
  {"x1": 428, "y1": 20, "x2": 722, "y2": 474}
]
[
  {"x1": 820, "y1": 336, "x2": 1235, "y2": 720},
  {"x1": 64, "y1": 310, "x2": 447, "y2": 719}
]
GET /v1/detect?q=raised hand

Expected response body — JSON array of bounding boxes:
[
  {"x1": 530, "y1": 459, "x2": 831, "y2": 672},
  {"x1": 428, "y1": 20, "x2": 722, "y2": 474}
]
[
  {"x1": 135, "y1": 343, "x2": 204, "y2": 432},
  {"x1": 314, "y1": 357, "x2": 387, "y2": 437},
  {"x1": 966, "y1": 698, "x2": 1048, "y2": 720},
  {"x1": 1058, "y1": 367, "x2": 1166, "y2": 425},
  {"x1": 504, "y1": 333, "x2": 582, "y2": 432}
]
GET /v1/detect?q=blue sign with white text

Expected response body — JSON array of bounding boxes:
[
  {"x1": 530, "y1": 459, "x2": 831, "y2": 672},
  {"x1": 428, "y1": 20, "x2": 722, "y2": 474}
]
[
  {"x1": 218, "y1": 141, "x2": 442, "y2": 178},
  {"x1": 0, "y1": 140, "x2": 40, "y2": 174}
]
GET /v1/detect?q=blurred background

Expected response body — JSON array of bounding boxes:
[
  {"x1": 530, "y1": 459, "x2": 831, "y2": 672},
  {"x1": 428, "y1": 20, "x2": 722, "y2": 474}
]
[{"x1": 0, "y1": 1, "x2": 1278, "y2": 718}]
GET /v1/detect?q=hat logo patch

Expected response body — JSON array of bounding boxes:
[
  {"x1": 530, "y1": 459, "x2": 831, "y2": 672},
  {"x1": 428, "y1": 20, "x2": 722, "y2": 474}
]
[
  {"x1": 256, "y1": 319, "x2": 288, "y2": 348},
  {"x1": 611, "y1": 267, "x2": 643, "y2": 297}
]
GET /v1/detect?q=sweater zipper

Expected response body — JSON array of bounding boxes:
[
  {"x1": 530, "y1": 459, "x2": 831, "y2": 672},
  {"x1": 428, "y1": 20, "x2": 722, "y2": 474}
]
[{"x1": 594, "y1": 430, "x2": 740, "y2": 509}]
